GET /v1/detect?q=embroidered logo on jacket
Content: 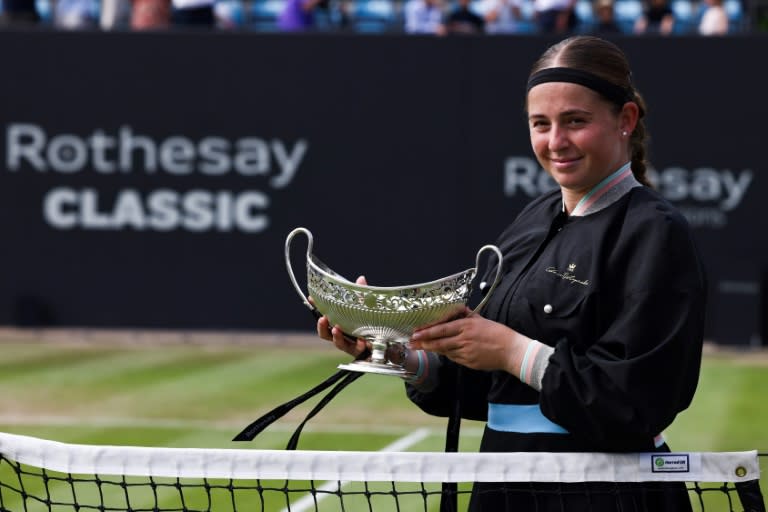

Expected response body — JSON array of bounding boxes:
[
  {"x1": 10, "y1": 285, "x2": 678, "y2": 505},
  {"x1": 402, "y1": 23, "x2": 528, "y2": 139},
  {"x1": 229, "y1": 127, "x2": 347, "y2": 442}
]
[{"x1": 545, "y1": 263, "x2": 590, "y2": 286}]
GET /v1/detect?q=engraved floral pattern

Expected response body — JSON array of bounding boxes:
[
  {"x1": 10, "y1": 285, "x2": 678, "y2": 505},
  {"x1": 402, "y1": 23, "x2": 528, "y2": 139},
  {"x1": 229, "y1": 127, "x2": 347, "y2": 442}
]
[{"x1": 308, "y1": 267, "x2": 475, "y2": 313}]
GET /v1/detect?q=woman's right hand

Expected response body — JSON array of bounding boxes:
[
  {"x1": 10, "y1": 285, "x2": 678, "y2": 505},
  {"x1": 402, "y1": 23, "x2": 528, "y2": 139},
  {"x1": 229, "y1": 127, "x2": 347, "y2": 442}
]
[
  {"x1": 315, "y1": 275, "x2": 369, "y2": 357},
  {"x1": 317, "y1": 315, "x2": 368, "y2": 357}
]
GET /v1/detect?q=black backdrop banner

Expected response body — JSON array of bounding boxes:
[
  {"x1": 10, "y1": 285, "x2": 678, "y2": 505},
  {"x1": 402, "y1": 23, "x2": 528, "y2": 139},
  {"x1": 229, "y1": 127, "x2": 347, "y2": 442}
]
[{"x1": 0, "y1": 32, "x2": 765, "y2": 344}]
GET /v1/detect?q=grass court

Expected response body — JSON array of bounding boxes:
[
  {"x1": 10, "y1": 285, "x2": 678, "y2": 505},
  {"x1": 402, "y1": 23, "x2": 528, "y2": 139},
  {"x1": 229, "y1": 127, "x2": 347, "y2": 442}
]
[{"x1": 0, "y1": 332, "x2": 765, "y2": 511}]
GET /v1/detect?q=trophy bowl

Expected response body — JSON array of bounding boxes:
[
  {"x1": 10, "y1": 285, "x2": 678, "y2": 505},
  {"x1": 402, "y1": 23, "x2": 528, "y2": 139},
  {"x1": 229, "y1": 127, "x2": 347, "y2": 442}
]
[{"x1": 285, "y1": 227, "x2": 503, "y2": 377}]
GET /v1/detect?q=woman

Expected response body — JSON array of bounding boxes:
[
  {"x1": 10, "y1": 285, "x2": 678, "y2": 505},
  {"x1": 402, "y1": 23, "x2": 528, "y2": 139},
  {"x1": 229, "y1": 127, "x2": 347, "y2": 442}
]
[
  {"x1": 699, "y1": 0, "x2": 729, "y2": 35},
  {"x1": 633, "y1": 0, "x2": 675, "y2": 34},
  {"x1": 318, "y1": 35, "x2": 706, "y2": 511}
]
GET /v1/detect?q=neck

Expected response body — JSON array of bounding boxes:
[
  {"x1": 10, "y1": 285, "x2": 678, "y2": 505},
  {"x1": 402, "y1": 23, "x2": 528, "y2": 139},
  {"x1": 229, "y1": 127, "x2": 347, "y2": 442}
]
[
  {"x1": 561, "y1": 189, "x2": 583, "y2": 215},
  {"x1": 563, "y1": 162, "x2": 634, "y2": 216}
]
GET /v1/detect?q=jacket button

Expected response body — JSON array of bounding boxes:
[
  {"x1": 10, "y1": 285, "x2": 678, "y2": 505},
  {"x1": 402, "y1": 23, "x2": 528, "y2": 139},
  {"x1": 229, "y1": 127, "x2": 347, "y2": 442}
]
[{"x1": 544, "y1": 304, "x2": 553, "y2": 314}]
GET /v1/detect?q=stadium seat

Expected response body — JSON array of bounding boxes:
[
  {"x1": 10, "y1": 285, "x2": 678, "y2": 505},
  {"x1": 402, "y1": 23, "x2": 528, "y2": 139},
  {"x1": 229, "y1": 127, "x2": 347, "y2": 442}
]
[
  {"x1": 671, "y1": 0, "x2": 693, "y2": 19},
  {"x1": 350, "y1": 0, "x2": 398, "y2": 32},
  {"x1": 724, "y1": 0, "x2": 744, "y2": 31},
  {"x1": 613, "y1": 0, "x2": 642, "y2": 32},
  {"x1": 471, "y1": 0, "x2": 538, "y2": 34},
  {"x1": 515, "y1": 0, "x2": 538, "y2": 32},
  {"x1": 35, "y1": 0, "x2": 53, "y2": 23},
  {"x1": 50, "y1": 0, "x2": 100, "y2": 28},
  {"x1": 724, "y1": 0, "x2": 742, "y2": 18},
  {"x1": 249, "y1": 0, "x2": 286, "y2": 30},
  {"x1": 671, "y1": 0, "x2": 700, "y2": 32},
  {"x1": 215, "y1": 0, "x2": 248, "y2": 27},
  {"x1": 574, "y1": 0, "x2": 595, "y2": 31}
]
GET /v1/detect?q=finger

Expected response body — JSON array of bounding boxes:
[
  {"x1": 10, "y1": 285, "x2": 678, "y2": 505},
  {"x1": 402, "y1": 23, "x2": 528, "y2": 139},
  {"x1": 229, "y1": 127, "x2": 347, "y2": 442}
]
[
  {"x1": 331, "y1": 325, "x2": 346, "y2": 346},
  {"x1": 418, "y1": 338, "x2": 447, "y2": 356},
  {"x1": 332, "y1": 326, "x2": 366, "y2": 356},
  {"x1": 413, "y1": 321, "x2": 455, "y2": 342},
  {"x1": 332, "y1": 325, "x2": 355, "y2": 351},
  {"x1": 355, "y1": 275, "x2": 367, "y2": 285},
  {"x1": 413, "y1": 308, "x2": 469, "y2": 333},
  {"x1": 317, "y1": 316, "x2": 332, "y2": 341},
  {"x1": 408, "y1": 339, "x2": 425, "y2": 350}
]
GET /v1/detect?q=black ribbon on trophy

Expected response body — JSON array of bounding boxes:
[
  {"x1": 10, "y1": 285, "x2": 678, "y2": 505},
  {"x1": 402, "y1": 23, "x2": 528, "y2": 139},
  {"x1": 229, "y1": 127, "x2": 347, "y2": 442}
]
[{"x1": 232, "y1": 307, "x2": 367, "y2": 445}]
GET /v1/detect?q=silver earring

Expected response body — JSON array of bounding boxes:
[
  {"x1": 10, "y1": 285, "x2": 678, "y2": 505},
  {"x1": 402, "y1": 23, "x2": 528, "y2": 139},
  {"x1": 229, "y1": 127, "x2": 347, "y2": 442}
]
[{"x1": 622, "y1": 130, "x2": 628, "y2": 137}]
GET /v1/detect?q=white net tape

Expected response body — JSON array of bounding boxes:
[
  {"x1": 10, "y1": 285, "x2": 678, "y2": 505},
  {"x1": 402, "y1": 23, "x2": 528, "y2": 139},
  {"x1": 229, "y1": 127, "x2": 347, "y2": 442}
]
[{"x1": 0, "y1": 432, "x2": 760, "y2": 484}]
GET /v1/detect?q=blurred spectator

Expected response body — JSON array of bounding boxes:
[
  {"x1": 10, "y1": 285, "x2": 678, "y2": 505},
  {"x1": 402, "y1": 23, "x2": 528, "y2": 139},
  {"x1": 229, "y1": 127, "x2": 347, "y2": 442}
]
[
  {"x1": 213, "y1": 0, "x2": 247, "y2": 28},
  {"x1": 634, "y1": 0, "x2": 674, "y2": 33},
  {"x1": 170, "y1": 0, "x2": 215, "y2": 26},
  {"x1": 131, "y1": 0, "x2": 171, "y2": 28},
  {"x1": 698, "y1": 0, "x2": 728, "y2": 34},
  {"x1": 476, "y1": 0, "x2": 522, "y2": 33},
  {"x1": 532, "y1": 0, "x2": 577, "y2": 33},
  {"x1": 54, "y1": 0, "x2": 99, "y2": 28},
  {"x1": 0, "y1": 0, "x2": 41, "y2": 25},
  {"x1": 592, "y1": 0, "x2": 621, "y2": 32},
  {"x1": 101, "y1": 0, "x2": 132, "y2": 28},
  {"x1": 328, "y1": 0, "x2": 352, "y2": 30},
  {"x1": 404, "y1": 0, "x2": 444, "y2": 33},
  {"x1": 277, "y1": 0, "x2": 325, "y2": 30},
  {"x1": 443, "y1": 0, "x2": 485, "y2": 33}
]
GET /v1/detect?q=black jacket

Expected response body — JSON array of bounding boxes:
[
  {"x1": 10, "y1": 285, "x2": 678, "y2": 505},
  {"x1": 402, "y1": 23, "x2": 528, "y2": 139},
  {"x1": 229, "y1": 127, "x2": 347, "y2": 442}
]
[{"x1": 408, "y1": 186, "x2": 706, "y2": 453}]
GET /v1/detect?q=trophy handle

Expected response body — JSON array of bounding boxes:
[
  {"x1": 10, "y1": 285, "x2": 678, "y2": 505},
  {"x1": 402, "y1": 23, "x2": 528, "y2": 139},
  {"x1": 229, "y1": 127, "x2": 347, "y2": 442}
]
[
  {"x1": 470, "y1": 244, "x2": 503, "y2": 315},
  {"x1": 285, "y1": 227, "x2": 314, "y2": 311}
]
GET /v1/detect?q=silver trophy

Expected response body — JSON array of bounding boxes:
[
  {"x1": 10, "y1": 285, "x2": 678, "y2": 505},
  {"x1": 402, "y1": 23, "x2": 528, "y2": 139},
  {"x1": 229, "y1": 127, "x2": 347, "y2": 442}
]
[{"x1": 285, "y1": 227, "x2": 503, "y2": 377}]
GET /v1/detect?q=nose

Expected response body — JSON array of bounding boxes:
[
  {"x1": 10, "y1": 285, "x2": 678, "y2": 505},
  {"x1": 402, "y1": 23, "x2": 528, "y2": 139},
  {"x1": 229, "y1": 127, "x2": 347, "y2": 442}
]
[{"x1": 548, "y1": 124, "x2": 569, "y2": 152}]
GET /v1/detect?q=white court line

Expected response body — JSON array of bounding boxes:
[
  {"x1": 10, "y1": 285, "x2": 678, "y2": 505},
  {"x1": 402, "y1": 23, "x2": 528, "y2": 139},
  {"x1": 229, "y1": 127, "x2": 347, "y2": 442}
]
[{"x1": 280, "y1": 427, "x2": 433, "y2": 512}]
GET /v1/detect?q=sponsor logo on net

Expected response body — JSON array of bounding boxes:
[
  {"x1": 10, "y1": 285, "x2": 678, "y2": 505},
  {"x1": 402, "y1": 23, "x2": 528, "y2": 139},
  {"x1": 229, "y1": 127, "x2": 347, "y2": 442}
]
[{"x1": 651, "y1": 454, "x2": 691, "y2": 473}]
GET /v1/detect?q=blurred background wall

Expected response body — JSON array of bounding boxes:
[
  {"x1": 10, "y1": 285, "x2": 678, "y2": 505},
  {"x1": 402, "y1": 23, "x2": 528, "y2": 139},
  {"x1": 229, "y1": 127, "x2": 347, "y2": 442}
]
[{"x1": 0, "y1": 33, "x2": 764, "y2": 346}]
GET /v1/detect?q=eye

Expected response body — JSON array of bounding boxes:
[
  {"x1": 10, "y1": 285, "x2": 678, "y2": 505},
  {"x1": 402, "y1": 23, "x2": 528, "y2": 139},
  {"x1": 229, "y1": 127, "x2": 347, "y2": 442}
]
[{"x1": 530, "y1": 119, "x2": 549, "y2": 131}]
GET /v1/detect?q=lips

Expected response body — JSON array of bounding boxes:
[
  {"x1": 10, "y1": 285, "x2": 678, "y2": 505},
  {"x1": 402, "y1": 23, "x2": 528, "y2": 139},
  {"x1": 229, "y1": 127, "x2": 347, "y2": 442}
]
[{"x1": 550, "y1": 157, "x2": 583, "y2": 169}]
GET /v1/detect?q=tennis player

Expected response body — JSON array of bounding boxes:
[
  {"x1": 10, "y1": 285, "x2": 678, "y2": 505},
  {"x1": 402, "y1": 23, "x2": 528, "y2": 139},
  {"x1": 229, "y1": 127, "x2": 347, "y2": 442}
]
[{"x1": 319, "y1": 35, "x2": 705, "y2": 511}]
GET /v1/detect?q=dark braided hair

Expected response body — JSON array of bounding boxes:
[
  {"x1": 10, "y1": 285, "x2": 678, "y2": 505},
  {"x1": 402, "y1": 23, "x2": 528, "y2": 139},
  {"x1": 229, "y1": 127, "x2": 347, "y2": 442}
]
[{"x1": 528, "y1": 36, "x2": 652, "y2": 187}]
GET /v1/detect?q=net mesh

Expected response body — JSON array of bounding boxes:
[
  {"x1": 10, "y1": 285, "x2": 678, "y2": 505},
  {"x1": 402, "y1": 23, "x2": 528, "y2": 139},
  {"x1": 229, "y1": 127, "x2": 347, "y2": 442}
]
[{"x1": 0, "y1": 432, "x2": 764, "y2": 512}]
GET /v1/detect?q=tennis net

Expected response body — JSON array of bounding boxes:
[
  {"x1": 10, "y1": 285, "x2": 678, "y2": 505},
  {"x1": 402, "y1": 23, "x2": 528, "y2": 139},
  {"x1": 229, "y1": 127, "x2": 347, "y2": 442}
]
[{"x1": 0, "y1": 431, "x2": 764, "y2": 512}]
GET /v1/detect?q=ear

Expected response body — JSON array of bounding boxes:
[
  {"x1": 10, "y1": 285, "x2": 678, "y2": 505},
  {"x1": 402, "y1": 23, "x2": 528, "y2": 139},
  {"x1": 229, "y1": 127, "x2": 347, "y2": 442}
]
[{"x1": 619, "y1": 102, "x2": 640, "y2": 135}]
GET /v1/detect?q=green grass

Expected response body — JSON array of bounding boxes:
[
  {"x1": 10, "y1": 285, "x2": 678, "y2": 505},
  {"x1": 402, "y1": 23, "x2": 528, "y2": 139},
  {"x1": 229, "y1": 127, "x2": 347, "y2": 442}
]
[
  {"x1": 0, "y1": 341, "x2": 460, "y2": 449},
  {"x1": 0, "y1": 339, "x2": 765, "y2": 511},
  {"x1": 667, "y1": 355, "x2": 768, "y2": 452}
]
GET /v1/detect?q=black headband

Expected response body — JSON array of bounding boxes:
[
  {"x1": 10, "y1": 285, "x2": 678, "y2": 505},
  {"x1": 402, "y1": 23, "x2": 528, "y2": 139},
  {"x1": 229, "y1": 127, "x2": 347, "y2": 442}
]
[{"x1": 526, "y1": 67, "x2": 633, "y2": 107}]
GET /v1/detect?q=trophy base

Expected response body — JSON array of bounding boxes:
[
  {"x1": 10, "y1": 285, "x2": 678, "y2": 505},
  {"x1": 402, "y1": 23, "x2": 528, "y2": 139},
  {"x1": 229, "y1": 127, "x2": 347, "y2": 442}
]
[{"x1": 338, "y1": 361, "x2": 413, "y2": 378}]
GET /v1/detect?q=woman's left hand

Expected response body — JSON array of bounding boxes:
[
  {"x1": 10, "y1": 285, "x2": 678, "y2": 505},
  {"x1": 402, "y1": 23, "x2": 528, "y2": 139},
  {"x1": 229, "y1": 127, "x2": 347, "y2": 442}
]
[{"x1": 409, "y1": 312, "x2": 530, "y2": 373}]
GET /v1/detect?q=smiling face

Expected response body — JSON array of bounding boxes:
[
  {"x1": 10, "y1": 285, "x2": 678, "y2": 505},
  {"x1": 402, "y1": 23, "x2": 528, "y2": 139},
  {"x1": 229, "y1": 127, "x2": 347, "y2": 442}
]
[{"x1": 527, "y1": 81, "x2": 637, "y2": 210}]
